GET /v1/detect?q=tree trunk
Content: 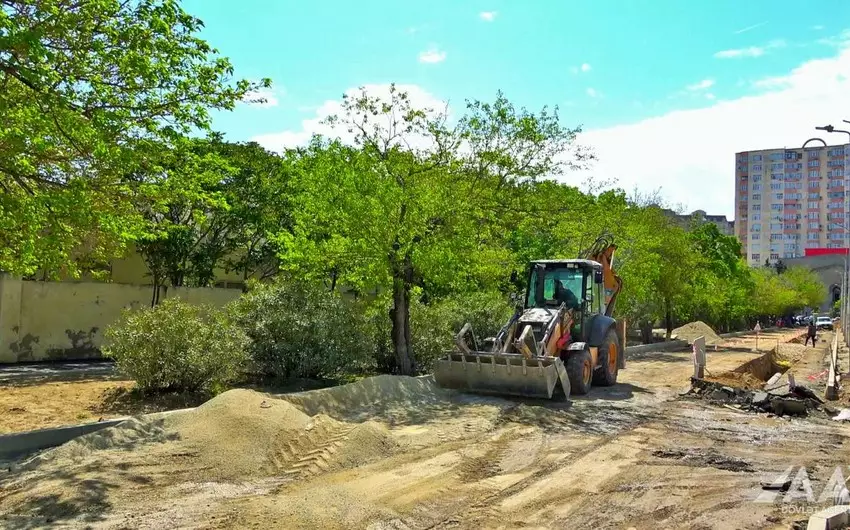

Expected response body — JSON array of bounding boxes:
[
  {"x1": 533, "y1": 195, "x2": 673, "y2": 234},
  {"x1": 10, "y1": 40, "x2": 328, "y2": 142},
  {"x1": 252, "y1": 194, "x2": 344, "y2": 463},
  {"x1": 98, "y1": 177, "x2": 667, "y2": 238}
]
[
  {"x1": 639, "y1": 320, "x2": 653, "y2": 344},
  {"x1": 389, "y1": 254, "x2": 416, "y2": 376},
  {"x1": 664, "y1": 299, "x2": 673, "y2": 341}
]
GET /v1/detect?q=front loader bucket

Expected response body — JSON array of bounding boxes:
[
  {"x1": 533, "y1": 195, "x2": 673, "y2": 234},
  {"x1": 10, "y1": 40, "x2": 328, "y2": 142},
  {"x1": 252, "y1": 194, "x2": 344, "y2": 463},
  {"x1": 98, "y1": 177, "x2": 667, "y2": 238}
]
[{"x1": 433, "y1": 352, "x2": 571, "y2": 399}]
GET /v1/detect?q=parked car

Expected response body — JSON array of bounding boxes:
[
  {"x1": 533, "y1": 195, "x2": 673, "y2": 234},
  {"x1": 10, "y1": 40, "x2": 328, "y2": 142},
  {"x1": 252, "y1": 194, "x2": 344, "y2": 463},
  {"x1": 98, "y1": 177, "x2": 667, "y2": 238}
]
[{"x1": 816, "y1": 316, "x2": 834, "y2": 331}]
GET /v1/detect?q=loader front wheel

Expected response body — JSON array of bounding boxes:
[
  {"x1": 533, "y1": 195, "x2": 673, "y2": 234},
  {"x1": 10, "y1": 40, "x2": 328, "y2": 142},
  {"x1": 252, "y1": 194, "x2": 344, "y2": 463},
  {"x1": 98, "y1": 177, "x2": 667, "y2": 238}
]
[
  {"x1": 593, "y1": 328, "x2": 620, "y2": 387},
  {"x1": 565, "y1": 349, "x2": 593, "y2": 395}
]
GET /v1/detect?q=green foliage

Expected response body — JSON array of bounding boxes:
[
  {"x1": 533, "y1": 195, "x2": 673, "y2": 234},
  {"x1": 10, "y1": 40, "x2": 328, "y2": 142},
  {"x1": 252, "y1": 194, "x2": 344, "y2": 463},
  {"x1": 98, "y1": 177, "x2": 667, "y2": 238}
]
[
  {"x1": 230, "y1": 280, "x2": 372, "y2": 380},
  {"x1": 277, "y1": 84, "x2": 587, "y2": 374},
  {"x1": 102, "y1": 298, "x2": 248, "y2": 393},
  {"x1": 0, "y1": 0, "x2": 267, "y2": 277},
  {"x1": 410, "y1": 290, "x2": 515, "y2": 371},
  {"x1": 751, "y1": 266, "x2": 825, "y2": 317},
  {"x1": 135, "y1": 136, "x2": 290, "y2": 291}
]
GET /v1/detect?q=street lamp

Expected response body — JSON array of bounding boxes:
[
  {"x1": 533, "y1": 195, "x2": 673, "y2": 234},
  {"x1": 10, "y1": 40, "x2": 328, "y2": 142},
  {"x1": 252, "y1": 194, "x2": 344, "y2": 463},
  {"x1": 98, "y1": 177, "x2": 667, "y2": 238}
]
[{"x1": 815, "y1": 124, "x2": 850, "y2": 344}]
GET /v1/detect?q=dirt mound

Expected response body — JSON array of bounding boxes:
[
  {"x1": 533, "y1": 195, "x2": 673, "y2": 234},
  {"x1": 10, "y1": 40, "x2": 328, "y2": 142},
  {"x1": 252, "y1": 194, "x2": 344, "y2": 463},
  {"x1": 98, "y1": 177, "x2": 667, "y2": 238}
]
[
  {"x1": 281, "y1": 374, "x2": 448, "y2": 418},
  {"x1": 23, "y1": 388, "x2": 400, "y2": 482},
  {"x1": 672, "y1": 321, "x2": 723, "y2": 345},
  {"x1": 20, "y1": 416, "x2": 172, "y2": 470}
]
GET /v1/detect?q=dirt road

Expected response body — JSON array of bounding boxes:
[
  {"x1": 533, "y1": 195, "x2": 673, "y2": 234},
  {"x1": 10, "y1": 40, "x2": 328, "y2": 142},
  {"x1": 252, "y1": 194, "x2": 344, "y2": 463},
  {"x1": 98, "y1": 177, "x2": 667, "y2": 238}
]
[{"x1": 2, "y1": 328, "x2": 848, "y2": 529}]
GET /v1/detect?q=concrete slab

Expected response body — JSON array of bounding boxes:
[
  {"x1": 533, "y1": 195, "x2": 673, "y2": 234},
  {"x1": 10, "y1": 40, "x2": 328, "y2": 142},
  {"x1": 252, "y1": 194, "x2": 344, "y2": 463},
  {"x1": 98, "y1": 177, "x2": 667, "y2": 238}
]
[{"x1": 807, "y1": 504, "x2": 850, "y2": 530}]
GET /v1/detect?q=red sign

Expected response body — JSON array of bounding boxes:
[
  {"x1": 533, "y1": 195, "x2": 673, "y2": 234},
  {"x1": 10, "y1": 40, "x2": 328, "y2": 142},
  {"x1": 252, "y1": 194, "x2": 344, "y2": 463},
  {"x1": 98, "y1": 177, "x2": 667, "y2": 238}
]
[{"x1": 804, "y1": 248, "x2": 849, "y2": 257}]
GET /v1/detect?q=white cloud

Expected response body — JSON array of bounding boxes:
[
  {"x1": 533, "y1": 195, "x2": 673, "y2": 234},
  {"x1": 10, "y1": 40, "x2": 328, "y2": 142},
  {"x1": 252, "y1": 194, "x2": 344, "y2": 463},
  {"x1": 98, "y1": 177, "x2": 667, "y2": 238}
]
[
  {"x1": 714, "y1": 46, "x2": 766, "y2": 59},
  {"x1": 734, "y1": 21, "x2": 768, "y2": 35},
  {"x1": 705, "y1": 93, "x2": 716, "y2": 100},
  {"x1": 419, "y1": 47, "x2": 446, "y2": 64},
  {"x1": 687, "y1": 79, "x2": 715, "y2": 91},
  {"x1": 586, "y1": 87, "x2": 600, "y2": 98},
  {"x1": 571, "y1": 37, "x2": 850, "y2": 219},
  {"x1": 714, "y1": 39, "x2": 785, "y2": 59},
  {"x1": 581, "y1": 63, "x2": 592, "y2": 72},
  {"x1": 252, "y1": 84, "x2": 448, "y2": 153},
  {"x1": 241, "y1": 87, "x2": 281, "y2": 108},
  {"x1": 480, "y1": 11, "x2": 497, "y2": 22},
  {"x1": 571, "y1": 63, "x2": 592, "y2": 74},
  {"x1": 812, "y1": 25, "x2": 825, "y2": 31}
]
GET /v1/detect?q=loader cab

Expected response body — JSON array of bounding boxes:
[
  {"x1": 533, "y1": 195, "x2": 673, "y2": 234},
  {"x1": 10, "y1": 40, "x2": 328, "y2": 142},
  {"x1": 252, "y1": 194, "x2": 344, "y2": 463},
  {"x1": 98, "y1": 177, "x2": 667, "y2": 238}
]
[{"x1": 524, "y1": 260, "x2": 605, "y2": 336}]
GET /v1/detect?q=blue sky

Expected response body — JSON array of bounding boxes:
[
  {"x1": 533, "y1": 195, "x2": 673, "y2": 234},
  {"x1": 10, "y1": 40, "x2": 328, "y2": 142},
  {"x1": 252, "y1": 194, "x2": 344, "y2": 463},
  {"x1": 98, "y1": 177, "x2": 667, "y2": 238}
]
[{"x1": 183, "y1": 0, "x2": 850, "y2": 218}]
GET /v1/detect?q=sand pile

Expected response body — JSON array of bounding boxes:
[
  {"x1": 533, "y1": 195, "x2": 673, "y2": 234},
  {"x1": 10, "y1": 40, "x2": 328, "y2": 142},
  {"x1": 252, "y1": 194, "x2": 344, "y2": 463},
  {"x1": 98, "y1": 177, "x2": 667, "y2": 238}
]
[
  {"x1": 22, "y1": 388, "x2": 400, "y2": 481},
  {"x1": 282, "y1": 374, "x2": 448, "y2": 418},
  {"x1": 672, "y1": 321, "x2": 723, "y2": 346},
  {"x1": 20, "y1": 416, "x2": 172, "y2": 470}
]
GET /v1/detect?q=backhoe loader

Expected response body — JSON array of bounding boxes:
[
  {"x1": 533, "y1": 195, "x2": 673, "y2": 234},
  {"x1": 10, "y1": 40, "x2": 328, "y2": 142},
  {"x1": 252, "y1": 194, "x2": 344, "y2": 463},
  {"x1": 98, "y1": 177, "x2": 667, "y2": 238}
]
[{"x1": 433, "y1": 236, "x2": 625, "y2": 400}]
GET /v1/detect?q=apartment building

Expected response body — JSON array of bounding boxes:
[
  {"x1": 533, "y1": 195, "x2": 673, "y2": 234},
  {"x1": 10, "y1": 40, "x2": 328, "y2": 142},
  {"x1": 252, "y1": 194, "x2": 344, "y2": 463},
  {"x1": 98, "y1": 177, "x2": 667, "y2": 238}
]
[
  {"x1": 662, "y1": 208, "x2": 734, "y2": 236},
  {"x1": 735, "y1": 143, "x2": 850, "y2": 267}
]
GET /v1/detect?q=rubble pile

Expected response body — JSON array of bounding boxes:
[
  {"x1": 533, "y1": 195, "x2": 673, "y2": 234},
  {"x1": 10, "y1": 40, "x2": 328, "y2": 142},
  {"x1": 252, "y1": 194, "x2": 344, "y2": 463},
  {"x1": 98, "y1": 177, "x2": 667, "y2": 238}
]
[{"x1": 685, "y1": 378, "x2": 832, "y2": 418}]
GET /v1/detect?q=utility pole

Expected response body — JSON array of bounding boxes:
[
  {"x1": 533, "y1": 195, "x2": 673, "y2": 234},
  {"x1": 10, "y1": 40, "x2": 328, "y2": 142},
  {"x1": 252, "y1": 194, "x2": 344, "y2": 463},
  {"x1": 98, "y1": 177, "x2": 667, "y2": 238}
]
[{"x1": 816, "y1": 124, "x2": 850, "y2": 346}]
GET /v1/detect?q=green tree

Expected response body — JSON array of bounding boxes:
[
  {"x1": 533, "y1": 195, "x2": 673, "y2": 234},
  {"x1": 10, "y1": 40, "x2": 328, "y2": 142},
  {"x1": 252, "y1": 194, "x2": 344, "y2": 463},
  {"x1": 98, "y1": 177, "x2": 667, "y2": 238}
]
[
  {"x1": 0, "y1": 0, "x2": 268, "y2": 276},
  {"x1": 279, "y1": 86, "x2": 584, "y2": 374}
]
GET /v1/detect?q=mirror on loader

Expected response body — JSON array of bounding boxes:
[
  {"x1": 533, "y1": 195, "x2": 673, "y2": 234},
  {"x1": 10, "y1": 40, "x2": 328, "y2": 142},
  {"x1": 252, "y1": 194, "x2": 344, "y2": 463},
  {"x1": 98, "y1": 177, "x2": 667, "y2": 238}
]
[{"x1": 594, "y1": 270, "x2": 603, "y2": 284}]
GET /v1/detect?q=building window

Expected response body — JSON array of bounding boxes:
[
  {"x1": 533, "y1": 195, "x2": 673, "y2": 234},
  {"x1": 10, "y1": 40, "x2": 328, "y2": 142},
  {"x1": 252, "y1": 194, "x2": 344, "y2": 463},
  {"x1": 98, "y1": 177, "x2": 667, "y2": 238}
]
[
  {"x1": 808, "y1": 212, "x2": 819, "y2": 219},
  {"x1": 771, "y1": 183, "x2": 782, "y2": 190},
  {"x1": 753, "y1": 204, "x2": 761, "y2": 211},
  {"x1": 752, "y1": 183, "x2": 762, "y2": 191},
  {"x1": 751, "y1": 233, "x2": 760, "y2": 240},
  {"x1": 809, "y1": 181, "x2": 820, "y2": 188},
  {"x1": 809, "y1": 160, "x2": 821, "y2": 167},
  {"x1": 752, "y1": 174, "x2": 762, "y2": 181},
  {"x1": 740, "y1": 185, "x2": 747, "y2": 191},
  {"x1": 752, "y1": 193, "x2": 761, "y2": 200},
  {"x1": 808, "y1": 233, "x2": 819, "y2": 240},
  {"x1": 809, "y1": 222, "x2": 820, "y2": 229},
  {"x1": 752, "y1": 213, "x2": 761, "y2": 221},
  {"x1": 753, "y1": 155, "x2": 763, "y2": 161},
  {"x1": 751, "y1": 253, "x2": 761, "y2": 260},
  {"x1": 752, "y1": 164, "x2": 762, "y2": 171},
  {"x1": 809, "y1": 170, "x2": 820, "y2": 178}
]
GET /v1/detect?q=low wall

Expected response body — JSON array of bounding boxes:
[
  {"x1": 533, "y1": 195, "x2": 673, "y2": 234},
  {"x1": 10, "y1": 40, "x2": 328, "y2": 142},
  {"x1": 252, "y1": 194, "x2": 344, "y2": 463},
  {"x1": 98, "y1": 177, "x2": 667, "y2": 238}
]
[{"x1": 0, "y1": 275, "x2": 240, "y2": 363}]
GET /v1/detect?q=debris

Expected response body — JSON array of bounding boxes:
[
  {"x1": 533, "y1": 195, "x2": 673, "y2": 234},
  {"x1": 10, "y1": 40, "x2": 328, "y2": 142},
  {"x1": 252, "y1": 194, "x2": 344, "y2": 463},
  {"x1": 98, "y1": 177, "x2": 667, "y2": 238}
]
[
  {"x1": 770, "y1": 397, "x2": 808, "y2": 417},
  {"x1": 791, "y1": 384, "x2": 823, "y2": 403},
  {"x1": 832, "y1": 409, "x2": 850, "y2": 421},
  {"x1": 652, "y1": 448, "x2": 754, "y2": 473},
  {"x1": 752, "y1": 392, "x2": 769, "y2": 406},
  {"x1": 766, "y1": 373, "x2": 783, "y2": 386},
  {"x1": 760, "y1": 478, "x2": 792, "y2": 491}
]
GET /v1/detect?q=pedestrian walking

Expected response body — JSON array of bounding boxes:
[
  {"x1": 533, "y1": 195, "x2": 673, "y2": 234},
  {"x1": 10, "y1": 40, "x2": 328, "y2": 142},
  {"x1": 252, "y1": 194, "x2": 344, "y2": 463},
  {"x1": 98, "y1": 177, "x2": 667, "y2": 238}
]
[{"x1": 805, "y1": 320, "x2": 817, "y2": 346}]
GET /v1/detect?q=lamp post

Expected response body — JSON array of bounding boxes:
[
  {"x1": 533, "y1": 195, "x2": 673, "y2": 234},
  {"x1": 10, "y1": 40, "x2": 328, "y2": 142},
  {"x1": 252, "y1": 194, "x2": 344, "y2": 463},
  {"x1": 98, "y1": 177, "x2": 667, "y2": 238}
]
[{"x1": 816, "y1": 124, "x2": 850, "y2": 344}]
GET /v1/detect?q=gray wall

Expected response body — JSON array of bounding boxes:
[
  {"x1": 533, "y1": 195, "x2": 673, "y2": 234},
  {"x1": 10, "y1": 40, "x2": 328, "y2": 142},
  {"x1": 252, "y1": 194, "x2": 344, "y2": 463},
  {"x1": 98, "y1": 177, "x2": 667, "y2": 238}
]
[{"x1": 783, "y1": 255, "x2": 842, "y2": 313}]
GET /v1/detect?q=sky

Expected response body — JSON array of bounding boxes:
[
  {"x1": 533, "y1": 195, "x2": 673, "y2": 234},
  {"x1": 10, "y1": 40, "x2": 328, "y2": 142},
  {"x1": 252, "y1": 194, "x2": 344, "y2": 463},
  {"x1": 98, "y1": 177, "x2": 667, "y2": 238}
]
[{"x1": 183, "y1": 0, "x2": 850, "y2": 219}]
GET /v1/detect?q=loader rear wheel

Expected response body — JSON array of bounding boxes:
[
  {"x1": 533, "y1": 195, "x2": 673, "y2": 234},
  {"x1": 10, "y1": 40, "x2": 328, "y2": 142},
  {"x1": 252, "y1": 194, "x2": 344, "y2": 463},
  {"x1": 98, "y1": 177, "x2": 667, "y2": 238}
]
[
  {"x1": 593, "y1": 328, "x2": 620, "y2": 386},
  {"x1": 565, "y1": 349, "x2": 593, "y2": 395}
]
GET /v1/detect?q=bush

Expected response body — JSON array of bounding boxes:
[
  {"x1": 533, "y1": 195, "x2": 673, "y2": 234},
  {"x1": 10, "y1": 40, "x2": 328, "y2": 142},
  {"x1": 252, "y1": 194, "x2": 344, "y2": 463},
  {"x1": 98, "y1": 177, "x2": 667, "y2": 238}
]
[
  {"x1": 230, "y1": 281, "x2": 372, "y2": 380},
  {"x1": 410, "y1": 291, "x2": 515, "y2": 371},
  {"x1": 103, "y1": 298, "x2": 248, "y2": 393}
]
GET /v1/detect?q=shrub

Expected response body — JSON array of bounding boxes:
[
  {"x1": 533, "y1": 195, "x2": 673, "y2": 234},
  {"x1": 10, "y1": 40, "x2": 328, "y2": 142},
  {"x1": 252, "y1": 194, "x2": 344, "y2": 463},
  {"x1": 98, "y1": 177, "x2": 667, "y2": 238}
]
[
  {"x1": 103, "y1": 298, "x2": 249, "y2": 393},
  {"x1": 230, "y1": 281, "x2": 372, "y2": 380},
  {"x1": 410, "y1": 291, "x2": 515, "y2": 371}
]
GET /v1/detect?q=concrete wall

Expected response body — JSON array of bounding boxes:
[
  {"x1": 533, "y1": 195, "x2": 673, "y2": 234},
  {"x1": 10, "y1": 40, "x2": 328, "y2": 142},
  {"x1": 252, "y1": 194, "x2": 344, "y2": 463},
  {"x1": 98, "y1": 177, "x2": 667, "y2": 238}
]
[
  {"x1": 783, "y1": 254, "x2": 842, "y2": 313},
  {"x1": 0, "y1": 275, "x2": 240, "y2": 363},
  {"x1": 109, "y1": 243, "x2": 253, "y2": 288}
]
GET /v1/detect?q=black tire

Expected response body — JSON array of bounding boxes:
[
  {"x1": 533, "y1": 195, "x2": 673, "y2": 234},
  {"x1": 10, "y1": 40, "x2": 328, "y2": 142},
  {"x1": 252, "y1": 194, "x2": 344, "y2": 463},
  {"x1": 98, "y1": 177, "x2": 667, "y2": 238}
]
[
  {"x1": 565, "y1": 349, "x2": 593, "y2": 395},
  {"x1": 593, "y1": 328, "x2": 620, "y2": 386}
]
